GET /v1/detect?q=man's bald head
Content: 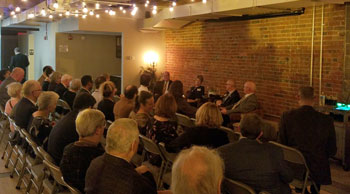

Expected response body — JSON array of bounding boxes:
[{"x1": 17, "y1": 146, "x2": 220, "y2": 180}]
[
  {"x1": 171, "y1": 146, "x2": 224, "y2": 194},
  {"x1": 124, "y1": 85, "x2": 138, "y2": 100},
  {"x1": 243, "y1": 81, "x2": 256, "y2": 94},
  {"x1": 11, "y1": 68, "x2": 25, "y2": 82}
]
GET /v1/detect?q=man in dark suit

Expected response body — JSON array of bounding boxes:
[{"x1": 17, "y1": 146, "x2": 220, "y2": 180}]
[
  {"x1": 279, "y1": 86, "x2": 337, "y2": 194},
  {"x1": 76, "y1": 75, "x2": 93, "y2": 97},
  {"x1": 85, "y1": 118, "x2": 157, "y2": 194},
  {"x1": 153, "y1": 71, "x2": 172, "y2": 101},
  {"x1": 0, "y1": 68, "x2": 25, "y2": 107},
  {"x1": 62, "y1": 79, "x2": 81, "y2": 108},
  {"x1": 9, "y1": 47, "x2": 29, "y2": 80},
  {"x1": 220, "y1": 79, "x2": 240, "y2": 107},
  {"x1": 218, "y1": 113, "x2": 293, "y2": 194},
  {"x1": 47, "y1": 93, "x2": 96, "y2": 164},
  {"x1": 54, "y1": 74, "x2": 72, "y2": 98},
  {"x1": 12, "y1": 80, "x2": 41, "y2": 129}
]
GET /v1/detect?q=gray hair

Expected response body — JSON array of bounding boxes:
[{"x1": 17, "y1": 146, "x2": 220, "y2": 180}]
[
  {"x1": 105, "y1": 118, "x2": 139, "y2": 154},
  {"x1": 7, "y1": 82, "x2": 22, "y2": 98},
  {"x1": 171, "y1": 146, "x2": 224, "y2": 194},
  {"x1": 69, "y1": 79, "x2": 81, "y2": 92},
  {"x1": 14, "y1": 47, "x2": 20, "y2": 53},
  {"x1": 61, "y1": 74, "x2": 72, "y2": 84},
  {"x1": 37, "y1": 91, "x2": 59, "y2": 111},
  {"x1": 76, "y1": 109, "x2": 105, "y2": 137},
  {"x1": 22, "y1": 80, "x2": 40, "y2": 97}
]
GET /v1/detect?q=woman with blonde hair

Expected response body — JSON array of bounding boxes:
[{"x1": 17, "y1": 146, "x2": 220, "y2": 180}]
[
  {"x1": 166, "y1": 102, "x2": 229, "y2": 153},
  {"x1": 97, "y1": 81, "x2": 116, "y2": 121},
  {"x1": 5, "y1": 82, "x2": 22, "y2": 115},
  {"x1": 47, "y1": 71, "x2": 62, "y2": 91}
]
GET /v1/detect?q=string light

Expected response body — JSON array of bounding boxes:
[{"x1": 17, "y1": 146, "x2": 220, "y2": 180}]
[
  {"x1": 95, "y1": 3, "x2": 100, "y2": 9},
  {"x1": 152, "y1": 9, "x2": 157, "y2": 14},
  {"x1": 59, "y1": 13, "x2": 63, "y2": 17},
  {"x1": 172, "y1": 2, "x2": 176, "y2": 6},
  {"x1": 82, "y1": 15, "x2": 87, "y2": 19},
  {"x1": 89, "y1": 10, "x2": 94, "y2": 16},
  {"x1": 65, "y1": 10, "x2": 70, "y2": 16},
  {"x1": 10, "y1": 11, "x2": 15, "y2": 15},
  {"x1": 119, "y1": 6, "x2": 123, "y2": 10},
  {"x1": 96, "y1": 14, "x2": 100, "y2": 18},
  {"x1": 53, "y1": 2, "x2": 59, "y2": 9},
  {"x1": 146, "y1": 0, "x2": 150, "y2": 4},
  {"x1": 202, "y1": 0, "x2": 207, "y2": 3},
  {"x1": 145, "y1": 3, "x2": 148, "y2": 7},
  {"x1": 122, "y1": 10, "x2": 126, "y2": 14},
  {"x1": 49, "y1": 15, "x2": 53, "y2": 19},
  {"x1": 170, "y1": 7, "x2": 174, "y2": 12},
  {"x1": 41, "y1": 9, "x2": 47, "y2": 16},
  {"x1": 28, "y1": 13, "x2": 35, "y2": 18},
  {"x1": 15, "y1": 7, "x2": 21, "y2": 12},
  {"x1": 83, "y1": 6, "x2": 88, "y2": 13}
]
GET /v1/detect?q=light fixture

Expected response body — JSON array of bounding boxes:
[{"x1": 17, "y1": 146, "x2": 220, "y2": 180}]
[
  {"x1": 22, "y1": 0, "x2": 27, "y2": 2},
  {"x1": 170, "y1": 7, "x2": 174, "y2": 12},
  {"x1": 145, "y1": 3, "x2": 148, "y2": 7},
  {"x1": 153, "y1": 5, "x2": 157, "y2": 10},
  {"x1": 49, "y1": 14, "x2": 53, "y2": 19},
  {"x1": 13, "y1": 15, "x2": 17, "y2": 18},
  {"x1": 82, "y1": 2, "x2": 86, "y2": 6},
  {"x1": 95, "y1": 3, "x2": 100, "y2": 9},
  {"x1": 11, "y1": 11, "x2": 15, "y2": 15},
  {"x1": 65, "y1": 10, "x2": 70, "y2": 16},
  {"x1": 53, "y1": 2, "x2": 59, "y2": 9},
  {"x1": 122, "y1": 10, "x2": 126, "y2": 14},
  {"x1": 172, "y1": 1, "x2": 176, "y2": 6},
  {"x1": 144, "y1": 51, "x2": 159, "y2": 68},
  {"x1": 109, "y1": 10, "x2": 116, "y2": 15},
  {"x1": 105, "y1": 10, "x2": 109, "y2": 13},
  {"x1": 152, "y1": 9, "x2": 157, "y2": 14},
  {"x1": 202, "y1": 0, "x2": 207, "y2": 3},
  {"x1": 82, "y1": 15, "x2": 87, "y2": 19},
  {"x1": 15, "y1": 7, "x2": 21, "y2": 12},
  {"x1": 28, "y1": 13, "x2": 35, "y2": 18},
  {"x1": 119, "y1": 6, "x2": 123, "y2": 10},
  {"x1": 131, "y1": 8, "x2": 138, "y2": 16},
  {"x1": 89, "y1": 10, "x2": 94, "y2": 16},
  {"x1": 83, "y1": 6, "x2": 88, "y2": 13},
  {"x1": 59, "y1": 13, "x2": 63, "y2": 17},
  {"x1": 96, "y1": 14, "x2": 100, "y2": 18},
  {"x1": 41, "y1": 9, "x2": 47, "y2": 16},
  {"x1": 133, "y1": 3, "x2": 136, "y2": 7},
  {"x1": 146, "y1": 0, "x2": 150, "y2": 4},
  {"x1": 75, "y1": 13, "x2": 79, "y2": 17},
  {"x1": 0, "y1": 15, "x2": 2, "y2": 19}
]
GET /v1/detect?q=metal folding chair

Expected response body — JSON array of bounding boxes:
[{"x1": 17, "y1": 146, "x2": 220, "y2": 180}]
[{"x1": 222, "y1": 178, "x2": 256, "y2": 194}]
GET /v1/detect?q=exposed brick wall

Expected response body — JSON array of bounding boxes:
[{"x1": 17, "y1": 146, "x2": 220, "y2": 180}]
[{"x1": 164, "y1": 4, "x2": 345, "y2": 117}]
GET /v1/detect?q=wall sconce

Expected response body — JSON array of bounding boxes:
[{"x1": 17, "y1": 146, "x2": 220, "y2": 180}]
[{"x1": 144, "y1": 51, "x2": 159, "y2": 70}]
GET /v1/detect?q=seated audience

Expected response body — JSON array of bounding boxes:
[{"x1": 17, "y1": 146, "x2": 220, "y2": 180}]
[
  {"x1": 138, "y1": 73, "x2": 151, "y2": 93},
  {"x1": 218, "y1": 113, "x2": 293, "y2": 194},
  {"x1": 97, "y1": 81, "x2": 116, "y2": 121},
  {"x1": 219, "y1": 79, "x2": 240, "y2": 107},
  {"x1": 169, "y1": 80, "x2": 197, "y2": 118},
  {"x1": 55, "y1": 74, "x2": 72, "y2": 98},
  {"x1": 5, "y1": 82, "x2": 22, "y2": 115},
  {"x1": 60, "y1": 109, "x2": 105, "y2": 193},
  {"x1": 129, "y1": 91, "x2": 154, "y2": 135},
  {"x1": 76, "y1": 75, "x2": 93, "y2": 96},
  {"x1": 62, "y1": 79, "x2": 81, "y2": 109},
  {"x1": 153, "y1": 71, "x2": 172, "y2": 101},
  {"x1": 27, "y1": 91, "x2": 59, "y2": 148},
  {"x1": 0, "y1": 68, "x2": 25, "y2": 107},
  {"x1": 171, "y1": 146, "x2": 224, "y2": 194},
  {"x1": 113, "y1": 85, "x2": 138, "y2": 119},
  {"x1": 148, "y1": 93, "x2": 178, "y2": 145},
  {"x1": 85, "y1": 118, "x2": 157, "y2": 194},
  {"x1": 187, "y1": 75, "x2": 205, "y2": 107},
  {"x1": 92, "y1": 75, "x2": 107, "y2": 108},
  {"x1": 47, "y1": 72, "x2": 62, "y2": 91},
  {"x1": 12, "y1": 80, "x2": 41, "y2": 129},
  {"x1": 166, "y1": 102, "x2": 229, "y2": 153},
  {"x1": 38, "y1": 66, "x2": 53, "y2": 86},
  {"x1": 48, "y1": 93, "x2": 96, "y2": 164},
  {"x1": 279, "y1": 86, "x2": 337, "y2": 193},
  {"x1": 221, "y1": 81, "x2": 258, "y2": 115},
  {"x1": 0, "y1": 69, "x2": 10, "y2": 85},
  {"x1": 101, "y1": 73, "x2": 110, "y2": 81}
]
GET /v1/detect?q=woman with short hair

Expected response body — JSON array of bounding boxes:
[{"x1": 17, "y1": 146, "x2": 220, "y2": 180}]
[
  {"x1": 5, "y1": 82, "x2": 22, "y2": 115},
  {"x1": 27, "y1": 91, "x2": 59, "y2": 147},
  {"x1": 166, "y1": 102, "x2": 229, "y2": 153},
  {"x1": 97, "y1": 81, "x2": 116, "y2": 121},
  {"x1": 129, "y1": 91, "x2": 154, "y2": 135},
  {"x1": 47, "y1": 72, "x2": 62, "y2": 91}
]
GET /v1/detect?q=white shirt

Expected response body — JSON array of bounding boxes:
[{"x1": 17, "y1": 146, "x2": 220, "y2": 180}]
[
  {"x1": 92, "y1": 89, "x2": 103, "y2": 108},
  {"x1": 138, "y1": 85, "x2": 149, "y2": 94}
]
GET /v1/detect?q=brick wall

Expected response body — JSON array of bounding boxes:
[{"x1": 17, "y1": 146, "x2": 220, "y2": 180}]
[{"x1": 164, "y1": 4, "x2": 345, "y2": 117}]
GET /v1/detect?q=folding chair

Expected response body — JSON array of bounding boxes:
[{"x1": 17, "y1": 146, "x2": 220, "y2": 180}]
[
  {"x1": 158, "y1": 142, "x2": 177, "y2": 187},
  {"x1": 176, "y1": 113, "x2": 195, "y2": 129},
  {"x1": 37, "y1": 146, "x2": 57, "y2": 194},
  {"x1": 269, "y1": 141, "x2": 319, "y2": 194},
  {"x1": 53, "y1": 99, "x2": 71, "y2": 121},
  {"x1": 0, "y1": 106, "x2": 9, "y2": 144},
  {"x1": 42, "y1": 159, "x2": 70, "y2": 194},
  {"x1": 9, "y1": 124, "x2": 27, "y2": 179},
  {"x1": 219, "y1": 126, "x2": 241, "y2": 143},
  {"x1": 61, "y1": 177, "x2": 82, "y2": 194},
  {"x1": 1, "y1": 115, "x2": 17, "y2": 169},
  {"x1": 222, "y1": 178, "x2": 256, "y2": 194}
]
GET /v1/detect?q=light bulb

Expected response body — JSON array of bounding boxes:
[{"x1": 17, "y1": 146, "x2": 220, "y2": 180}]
[
  {"x1": 13, "y1": 15, "x2": 17, "y2": 18},
  {"x1": 170, "y1": 7, "x2": 174, "y2": 12},
  {"x1": 82, "y1": 15, "x2": 87, "y2": 19},
  {"x1": 202, "y1": 0, "x2": 207, "y2": 3},
  {"x1": 75, "y1": 14, "x2": 79, "y2": 17},
  {"x1": 15, "y1": 7, "x2": 21, "y2": 12},
  {"x1": 89, "y1": 10, "x2": 94, "y2": 16},
  {"x1": 53, "y1": 2, "x2": 59, "y2": 9},
  {"x1": 146, "y1": 0, "x2": 150, "y2": 4},
  {"x1": 96, "y1": 14, "x2": 100, "y2": 18},
  {"x1": 145, "y1": 3, "x2": 148, "y2": 7},
  {"x1": 172, "y1": 2, "x2": 176, "y2": 6},
  {"x1": 11, "y1": 11, "x2": 15, "y2": 15},
  {"x1": 95, "y1": 3, "x2": 100, "y2": 9},
  {"x1": 119, "y1": 6, "x2": 123, "y2": 10},
  {"x1": 49, "y1": 15, "x2": 53, "y2": 19},
  {"x1": 152, "y1": 9, "x2": 157, "y2": 14},
  {"x1": 21, "y1": 0, "x2": 27, "y2": 2},
  {"x1": 41, "y1": 9, "x2": 47, "y2": 16},
  {"x1": 65, "y1": 11, "x2": 70, "y2": 16},
  {"x1": 28, "y1": 13, "x2": 35, "y2": 18},
  {"x1": 75, "y1": 10, "x2": 79, "y2": 13},
  {"x1": 82, "y1": 2, "x2": 86, "y2": 6},
  {"x1": 0, "y1": 15, "x2": 2, "y2": 18},
  {"x1": 133, "y1": 4, "x2": 136, "y2": 7},
  {"x1": 153, "y1": 5, "x2": 157, "y2": 10},
  {"x1": 83, "y1": 7, "x2": 88, "y2": 13},
  {"x1": 122, "y1": 10, "x2": 126, "y2": 14}
]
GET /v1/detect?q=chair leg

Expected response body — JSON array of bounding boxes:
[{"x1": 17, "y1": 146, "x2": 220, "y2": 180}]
[
  {"x1": 302, "y1": 172, "x2": 310, "y2": 194},
  {"x1": 4, "y1": 145, "x2": 14, "y2": 168},
  {"x1": 16, "y1": 160, "x2": 28, "y2": 189},
  {"x1": 157, "y1": 161, "x2": 166, "y2": 189},
  {"x1": 25, "y1": 174, "x2": 34, "y2": 194},
  {"x1": 10, "y1": 153, "x2": 20, "y2": 178},
  {"x1": 1, "y1": 141, "x2": 10, "y2": 159},
  {"x1": 311, "y1": 182, "x2": 320, "y2": 194}
]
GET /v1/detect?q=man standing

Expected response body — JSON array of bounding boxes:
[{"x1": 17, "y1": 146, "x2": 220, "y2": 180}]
[
  {"x1": 9, "y1": 47, "x2": 29, "y2": 80},
  {"x1": 0, "y1": 68, "x2": 25, "y2": 107},
  {"x1": 279, "y1": 86, "x2": 337, "y2": 194}
]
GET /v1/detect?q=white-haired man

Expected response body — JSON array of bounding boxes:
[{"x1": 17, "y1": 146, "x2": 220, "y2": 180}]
[
  {"x1": 60, "y1": 109, "x2": 105, "y2": 193},
  {"x1": 55, "y1": 74, "x2": 72, "y2": 98},
  {"x1": 171, "y1": 146, "x2": 224, "y2": 194},
  {"x1": 85, "y1": 118, "x2": 157, "y2": 194}
]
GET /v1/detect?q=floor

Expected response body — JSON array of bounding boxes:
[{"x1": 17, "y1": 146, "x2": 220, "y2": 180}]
[{"x1": 0, "y1": 131, "x2": 349, "y2": 194}]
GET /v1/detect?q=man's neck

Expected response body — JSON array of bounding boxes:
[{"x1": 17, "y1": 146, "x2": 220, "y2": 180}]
[
  {"x1": 299, "y1": 100, "x2": 314, "y2": 107},
  {"x1": 228, "y1": 89, "x2": 236, "y2": 94},
  {"x1": 107, "y1": 150, "x2": 132, "y2": 162},
  {"x1": 33, "y1": 110, "x2": 50, "y2": 118},
  {"x1": 83, "y1": 87, "x2": 90, "y2": 92},
  {"x1": 78, "y1": 137, "x2": 99, "y2": 146},
  {"x1": 25, "y1": 96, "x2": 36, "y2": 105}
]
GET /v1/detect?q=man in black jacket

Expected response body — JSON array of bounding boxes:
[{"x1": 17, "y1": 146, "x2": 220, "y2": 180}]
[
  {"x1": 221, "y1": 79, "x2": 240, "y2": 107},
  {"x1": 85, "y1": 118, "x2": 157, "y2": 194},
  {"x1": 0, "y1": 68, "x2": 25, "y2": 107},
  {"x1": 279, "y1": 86, "x2": 337, "y2": 194},
  {"x1": 218, "y1": 113, "x2": 293, "y2": 194},
  {"x1": 9, "y1": 47, "x2": 29, "y2": 81}
]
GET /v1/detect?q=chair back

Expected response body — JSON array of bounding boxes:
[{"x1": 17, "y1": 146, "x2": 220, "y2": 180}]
[
  {"x1": 219, "y1": 126, "x2": 240, "y2": 143},
  {"x1": 222, "y1": 178, "x2": 256, "y2": 194},
  {"x1": 106, "y1": 120, "x2": 113, "y2": 129},
  {"x1": 42, "y1": 159, "x2": 66, "y2": 187},
  {"x1": 12, "y1": 122, "x2": 25, "y2": 138},
  {"x1": 22, "y1": 129, "x2": 44, "y2": 160},
  {"x1": 57, "y1": 99, "x2": 72, "y2": 111},
  {"x1": 268, "y1": 141, "x2": 307, "y2": 167},
  {"x1": 37, "y1": 146, "x2": 54, "y2": 163},
  {"x1": 176, "y1": 113, "x2": 195, "y2": 129},
  {"x1": 158, "y1": 142, "x2": 177, "y2": 163},
  {"x1": 61, "y1": 177, "x2": 82, "y2": 194},
  {"x1": 139, "y1": 135, "x2": 161, "y2": 155}
]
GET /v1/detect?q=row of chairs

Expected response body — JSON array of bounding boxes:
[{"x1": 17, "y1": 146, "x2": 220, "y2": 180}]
[{"x1": 0, "y1": 106, "x2": 80, "y2": 194}]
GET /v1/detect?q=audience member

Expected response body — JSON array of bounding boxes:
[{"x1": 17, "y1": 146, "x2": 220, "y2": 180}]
[
  {"x1": 138, "y1": 73, "x2": 151, "y2": 93},
  {"x1": 220, "y1": 79, "x2": 240, "y2": 107},
  {"x1": 77, "y1": 75, "x2": 93, "y2": 96},
  {"x1": 0, "y1": 69, "x2": 10, "y2": 84},
  {"x1": 221, "y1": 81, "x2": 258, "y2": 115},
  {"x1": 48, "y1": 93, "x2": 96, "y2": 164},
  {"x1": 38, "y1": 66, "x2": 53, "y2": 86},
  {"x1": 92, "y1": 76, "x2": 107, "y2": 108},
  {"x1": 129, "y1": 91, "x2": 154, "y2": 135},
  {"x1": 166, "y1": 102, "x2": 228, "y2": 153},
  {"x1": 0, "y1": 68, "x2": 25, "y2": 107},
  {"x1": 101, "y1": 73, "x2": 110, "y2": 81},
  {"x1": 9, "y1": 47, "x2": 29, "y2": 78},
  {"x1": 47, "y1": 72, "x2": 62, "y2": 91},
  {"x1": 62, "y1": 79, "x2": 81, "y2": 109},
  {"x1": 27, "y1": 91, "x2": 58, "y2": 148},
  {"x1": 187, "y1": 75, "x2": 205, "y2": 107},
  {"x1": 279, "y1": 86, "x2": 337, "y2": 193},
  {"x1": 113, "y1": 85, "x2": 138, "y2": 119},
  {"x1": 5, "y1": 82, "x2": 22, "y2": 115},
  {"x1": 218, "y1": 113, "x2": 293, "y2": 194},
  {"x1": 60, "y1": 109, "x2": 105, "y2": 193},
  {"x1": 153, "y1": 71, "x2": 172, "y2": 101},
  {"x1": 12, "y1": 80, "x2": 41, "y2": 129},
  {"x1": 97, "y1": 81, "x2": 116, "y2": 121},
  {"x1": 55, "y1": 74, "x2": 72, "y2": 98},
  {"x1": 171, "y1": 146, "x2": 224, "y2": 194},
  {"x1": 85, "y1": 118, "x2": 157, "y2": 194},
  {"x1": 169, "y1": 80, "x2": 197, "y2": 118}
]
